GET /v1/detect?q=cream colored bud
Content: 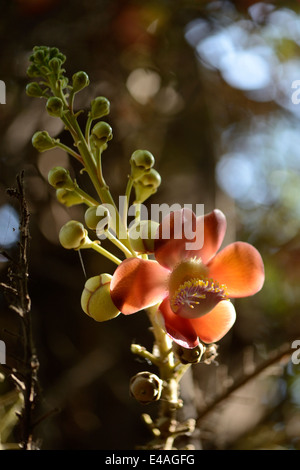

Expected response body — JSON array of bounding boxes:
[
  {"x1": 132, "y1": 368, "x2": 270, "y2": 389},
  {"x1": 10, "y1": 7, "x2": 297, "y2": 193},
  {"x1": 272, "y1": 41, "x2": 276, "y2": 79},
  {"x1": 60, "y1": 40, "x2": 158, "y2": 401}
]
[
  {"x1": 59, "y1": 220, "x2": 88, "y2": 250},
  {"x1": 32, "y1": 131, "x2": 57, "y2": 152},
  {"x1": 130, "y1": 150, "x2": 155, "y2": 180},
  {"x1": 48, "y1": 167, "x2": 75, "y2": 190},
  {"x1": 56, "y1": 188, "x2": 83, "y2": 207},
  {"x1": 133, "y1": 169, "x2": 161, "y2": 203},
  {"x1": 90, "y1": 96, "x2": 110, "y2": 120},
  {"x1": 84, "y1": 205, "x2": 110, "y2": 231},
  {"x1": 81, "y1": 274, "x2": 120, "y2": 322},
  {"x1": 90, "y1": 121, "x2": 113, "y2": 149},
  {"x1": 172, "y1": 343, "x2": 205, "y2": 364},
  {"x1": 129, "y1": 372, "x2": 163, "y2": 405},
  {"x1": 128, "y1": 220, "x2": 159, "y2": 253}
]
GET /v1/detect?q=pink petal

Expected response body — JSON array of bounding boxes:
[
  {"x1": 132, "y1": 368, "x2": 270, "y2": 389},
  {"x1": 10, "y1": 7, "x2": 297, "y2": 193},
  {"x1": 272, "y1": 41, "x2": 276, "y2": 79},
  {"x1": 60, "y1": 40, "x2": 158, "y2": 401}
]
[
  {"x1": 190, "y1": 300, "x2": 236, "y2": 344},
  {"x1": 207, "y1": 241, "x2": 265, "y2": 298},
  {"x1": 196, "y1": 209, "x2": 227, "y2": 263},
  {"x1": 159, "y1": 297, "x2": 199, "y2": 348},
  {"x1": 154, "y1": 208, "x2": 198, "y2": 270},
  {"x1": 110, "y1": 258, "x2": 169, "y2": 315}
]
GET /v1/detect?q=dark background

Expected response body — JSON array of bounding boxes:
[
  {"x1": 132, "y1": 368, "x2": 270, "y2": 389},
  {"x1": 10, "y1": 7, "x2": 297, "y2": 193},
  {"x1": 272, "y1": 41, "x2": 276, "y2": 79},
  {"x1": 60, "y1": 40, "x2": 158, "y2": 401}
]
[{"x1": 1, "y1": 0, "x2": 300, "y2": 450}]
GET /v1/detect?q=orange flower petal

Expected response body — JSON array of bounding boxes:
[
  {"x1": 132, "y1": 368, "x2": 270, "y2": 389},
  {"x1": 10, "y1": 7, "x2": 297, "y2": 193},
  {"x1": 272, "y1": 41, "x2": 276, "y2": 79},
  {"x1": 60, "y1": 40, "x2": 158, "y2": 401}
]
[
  {"x1": 154, "y1": 208, "x2": 197, "y2": 269},
  {"x1": 110, "y1": 258, "x2": 169, "y2": 315},
  {"x1": 159, "y1": 297, "x2": 199, "y2": 348},
  {"x1": 196, "y1": 209, "x2": 227, "y2": 263},
  {"x1": 190, "y1": 300, "x2": 236, "y2": 343},
  {"x1": 207, "y1": 241, "x2": 265, "y2": 298}
]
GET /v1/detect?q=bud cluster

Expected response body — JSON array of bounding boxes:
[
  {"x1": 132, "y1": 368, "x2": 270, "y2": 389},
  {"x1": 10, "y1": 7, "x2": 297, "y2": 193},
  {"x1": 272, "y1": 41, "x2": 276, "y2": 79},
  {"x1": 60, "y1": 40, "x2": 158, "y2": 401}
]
[{"x1": 130, "y1": 150, "x2": 161, "y2": 203}]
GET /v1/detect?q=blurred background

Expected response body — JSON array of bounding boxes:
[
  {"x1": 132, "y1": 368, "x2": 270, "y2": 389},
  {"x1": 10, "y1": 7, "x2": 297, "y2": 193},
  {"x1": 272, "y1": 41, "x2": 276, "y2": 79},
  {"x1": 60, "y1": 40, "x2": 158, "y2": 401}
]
[{"x1": 1, "y1": 0, "x2": 300, "y2": 450}]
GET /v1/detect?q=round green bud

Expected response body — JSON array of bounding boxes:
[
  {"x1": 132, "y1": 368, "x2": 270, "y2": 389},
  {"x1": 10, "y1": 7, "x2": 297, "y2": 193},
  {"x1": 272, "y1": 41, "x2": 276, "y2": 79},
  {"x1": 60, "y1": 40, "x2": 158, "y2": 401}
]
[
  {"x1": 26, "y1": 82, "x2": 44, "y2": 98},
  {"x1": 129, "y1": 372, "x2": 163, "y2": 405},
  {"x1": 172, "y1": 343, "x2": 205, "y2": 364},
  {"x1": 133, "y1": 169, "x2": 161, "y2": 203},
  {"x1": 130, "y1": 150, "x2": 155, "y2": 180},
  {"x1": 128, "y1": 220, "x2": 159, "y2": 254},
  {"x1": 84, "y1": 205, "x2": 110, "y2": 231},
  {"x1": 81, "y1": 274, "x2": 120, "y2": 322},
  {"x1": 56, "y1": 188, "x2": 83, "y2": 207},
  {"x1": 72, "y1": 71, "x2": 90, "y2": 92},
  {"x1": 48, "y1": 167, "x2": 75, "y2": 190},
  {"x1": 90, "y1": 96, "x2": 110, "y2": 120},
  {"x1": 59, "y1": 220, "x2": 88, "y2": 250},
  {"x1": 46, "y1": 96, "x2": 64, "y2": 117},
  {"x1": 32, "y1": 131, "x2": 57, "y2": 152},
  {"x1": 91, "y1": 121, "x2": 113, "y2": 142}
]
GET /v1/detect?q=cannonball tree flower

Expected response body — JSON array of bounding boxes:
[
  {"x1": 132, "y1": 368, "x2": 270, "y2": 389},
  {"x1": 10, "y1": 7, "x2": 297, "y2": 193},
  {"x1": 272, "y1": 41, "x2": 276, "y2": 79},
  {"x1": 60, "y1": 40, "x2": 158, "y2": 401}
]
[{"x1": 110, "y1": 209, "x2": 265, "y2": 348}]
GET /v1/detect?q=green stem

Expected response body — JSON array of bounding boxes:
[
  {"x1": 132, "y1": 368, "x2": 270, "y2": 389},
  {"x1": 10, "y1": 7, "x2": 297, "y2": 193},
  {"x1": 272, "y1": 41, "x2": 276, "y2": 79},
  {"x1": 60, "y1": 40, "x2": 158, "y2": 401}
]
[
  {"x1": 82, "y1": 241, "x2": 122, "y2": 266},
  {"x1": 106, "y1": 230, "x2": 136, "y2": 258},
  {"x1": 122, "y1": 176, "x2": 134, "y2": 228},
  {"x1": 73, "y1": 184, "x2": 99, "y2": 207},
  {"x1": 55, "y1": 141, "x2": 83, "y2": 164}
]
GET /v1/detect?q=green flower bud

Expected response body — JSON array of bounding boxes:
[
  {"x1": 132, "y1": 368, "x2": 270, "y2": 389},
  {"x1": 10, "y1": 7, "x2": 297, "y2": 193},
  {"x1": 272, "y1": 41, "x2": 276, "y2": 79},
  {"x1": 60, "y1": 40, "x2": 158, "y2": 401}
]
[
  {"x1": 133, "y1": 169, "x2": 161, "y2": 203},
  {"x1": 56, "y1": 188, "x2": 83, "y2": 207},
  {"x1": 90, "y1": 96, "x2": 110, "y2": 120},
  {"x1": 72, "y1": 71, "x2": 90, "y2": 92},
  {"x1": 59, "y1": 220, "x2": 88, "y2": 250},
  {"x1": 48, "y1": 167, "x2": 75, "y2": 190},
  {"x1": 26, "y1": 82, "x2": 45, "y2": 98},
  {"x1": 128, "y1": 220, "x2": 159, "y2": 253},
  {"x1": 172, "y1": 343, "x2": 205, "y2": 365},
  {"x1": 32, "y1": 49, "x2": 46, "y2": 65},
  {"x1": 27, "y1": 64, "x2": 41, "y2": 78},
  {"x1": 129, "y1": 372, "x2": 163, "y2": 405},
  {"x1": 81, "y1": 274, "x2": 120, "y2": 322},
  {"x1": 32, "y1": 131, "x2": 57, "y2": 152},
  {"x1": 49, "y1": 57, "x2": 62, "y2": 74},
  {"x1": 130, "y1": 150, "x2": 155, "y2": 180},
  {"x1": 84, "y1": 205, "x2": 110, "y2": 231},
  {"x1": 46, "y1": 96, "x2": 64, "y2": 117},
  {"x1": 91, "y1": 121, "x2": 113, "y2": 141}
]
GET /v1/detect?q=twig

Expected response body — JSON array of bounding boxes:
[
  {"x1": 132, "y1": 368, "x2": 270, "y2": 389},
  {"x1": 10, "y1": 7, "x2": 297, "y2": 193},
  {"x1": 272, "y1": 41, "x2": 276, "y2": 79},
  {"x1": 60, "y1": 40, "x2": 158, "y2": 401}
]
[
  {"x1": 3, "y1": 171, "x2": 39, "y2": 450},
  {"x1": 196, "y1": 342, "x2": 292, "y2": 424}
]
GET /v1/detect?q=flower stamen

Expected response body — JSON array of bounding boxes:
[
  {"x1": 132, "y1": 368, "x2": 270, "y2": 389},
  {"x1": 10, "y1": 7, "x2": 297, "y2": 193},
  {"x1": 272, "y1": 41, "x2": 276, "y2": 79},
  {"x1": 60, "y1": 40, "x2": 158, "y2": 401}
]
[{"x1": 171, "y1": 278, "x2": 228, "y2": 314}]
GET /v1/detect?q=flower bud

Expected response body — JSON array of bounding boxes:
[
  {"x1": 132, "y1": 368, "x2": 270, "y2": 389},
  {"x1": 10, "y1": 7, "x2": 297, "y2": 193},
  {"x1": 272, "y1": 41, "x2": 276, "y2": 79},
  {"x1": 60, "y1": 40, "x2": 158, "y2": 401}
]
[
  {"x1": 90, "y1": 96, "x2": 110, "y2": 120},
  {"x1": 130, "y1": 150, "x2": 155, "y2": 180},
  {"x1": 133, "y1": 169, "x2": 161, "y2": 203},
  {"x1": 72, "y1": 71, "x2": 90, "y2": 93},
  {"x1": 26, "y1": 82, "x2": 44, "y2": 98},
  {"x1": 84, "y1": 205, "x2": 110, "y2": 231},
  {"x1": 27, "y1": 64, "x2": 40, "y2": 78},
  {"x1": 49, "y1": 57, "x2": 63, "y2": 74},
  {"x1": 46, "y1": 96, "x2": 64, "y2": 117},
  {"x1": 59, "y1": 220, "x2": 88, "y2": 250},
  {"x1": 129, "y1": 372, "x2": 163, "y2": 405},
  {"x1": 32, "y1": 131, "x2": 57, "y2": 152},
  {"x1": 172, "y1": 343, "x2": 205, "y2": 364},
  {"x1": 128, "y1": 220, "x2": 159, "y2": 253},
  {"x1": 81, "y1": 274, "x2": 120, "y2": 322},
  {"x1": 91, "y1": 121, "x2": 113, "y2": 147},
  {"x1": 56, "y1": 188, "x2": 83, "y2": 207},
  {"x1": 48, "y1": 167, "x2": 75, "y2": 190}
]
